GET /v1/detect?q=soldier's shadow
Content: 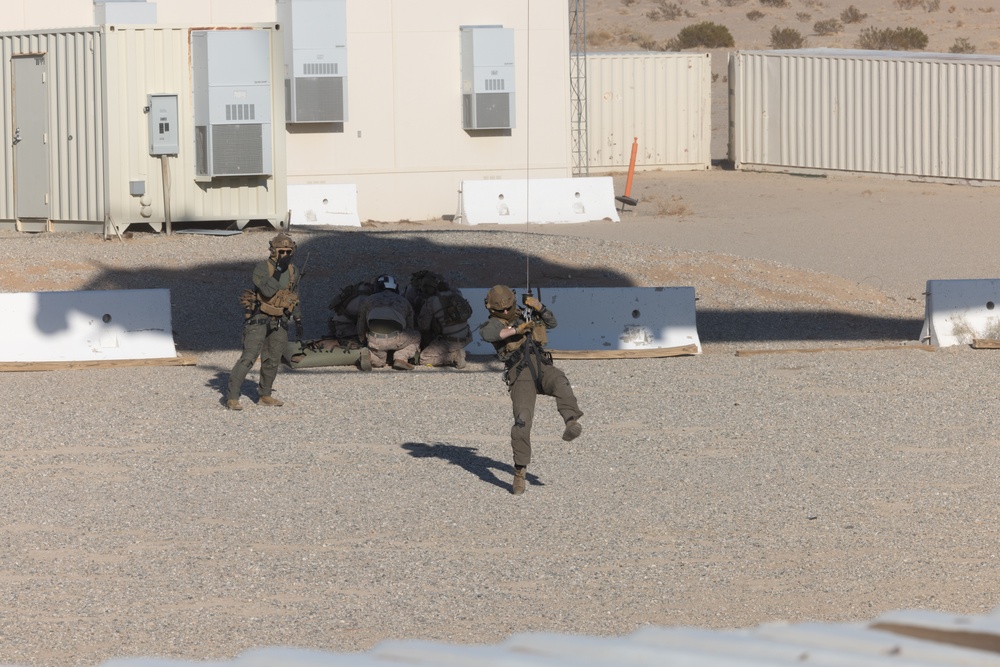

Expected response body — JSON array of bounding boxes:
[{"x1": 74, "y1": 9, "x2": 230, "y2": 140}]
[{"x1": 402, "y1": 442, "x2": 543, "y2": 492}]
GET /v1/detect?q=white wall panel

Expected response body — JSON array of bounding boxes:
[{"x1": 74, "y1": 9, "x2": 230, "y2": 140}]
[
  {"x1": 587, "y1": 52, "x2": 711, "y2": 171},
  {"x1": 731, "y1": 49, "x2": 1000, "y2": 182}
]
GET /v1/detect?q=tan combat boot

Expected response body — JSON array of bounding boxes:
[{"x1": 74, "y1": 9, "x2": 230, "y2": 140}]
[
  {"x1": 359, "y1": 347, "x2": 373, "y2": 371},
  {"x1": 562, "y1": 418, "x2": 582, "y2": 442},
  {"x1": 512, "y1": 466, "x2": 527, "y2": 495},
  {"x1": 226, "y1": 399, "x2": 243, "y2": 411},
  {"x1": 392, "y1": 358, "x2": 414, "y2": 371},
  {"x1": 259, "y1": 395, "x2": 284, "y2": 406},
  {"x1": 453, "y1": 349, "x2": 467, "y2": 369}
]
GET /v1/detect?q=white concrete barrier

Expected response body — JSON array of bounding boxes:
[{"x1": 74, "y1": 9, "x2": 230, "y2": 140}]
[
  {"x1": 288, "y1": 183, "x2": 361, "y2": 227},
  {"x1": 920, "y1": 279, "x2": 1000, "y2": 347},
  {"x1": 459, "y1": 177, "x2": 621, "y2": 225},
  {"x1": 0, "y1": 289, "x2": 177, "y2": 362},
  {"x1": 461, "y1": 286, "x2": 700, "y2": 355}
]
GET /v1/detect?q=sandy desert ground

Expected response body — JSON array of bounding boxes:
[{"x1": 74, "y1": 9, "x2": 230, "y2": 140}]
[{"x1": 586, "y1": 0, "x2": 1000, "y2": 56}]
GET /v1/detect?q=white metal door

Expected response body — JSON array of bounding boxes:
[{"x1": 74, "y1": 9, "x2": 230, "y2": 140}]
[{"x1": 13, "y1": 56, "x2": 50, "y2": 222}]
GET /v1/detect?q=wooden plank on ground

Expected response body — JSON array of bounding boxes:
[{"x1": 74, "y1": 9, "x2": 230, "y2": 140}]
[
  {"x1": 972, "y1": 339, "x2": 1000, "y2": 349},
  {"x1": 550, "y1": 345, "x2": 700, "y2": 360},
  {"x1": 0, "y1": 356, "x2": 198, "y2": 372},
  {"x1": 735, "y1": 345, "x2": 936, "y2": 357}
]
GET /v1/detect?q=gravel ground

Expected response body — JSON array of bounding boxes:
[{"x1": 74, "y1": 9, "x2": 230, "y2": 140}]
[{"x1": 1, "y1": 206, "x2": 997, "y2": 665}]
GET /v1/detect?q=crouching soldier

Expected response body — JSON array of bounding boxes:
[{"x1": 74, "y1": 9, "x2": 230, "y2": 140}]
[
  {"x1": 417, "y1": 277, "x2": 473, "y2": 369},
  {"x1": 356, "y1": 275, "x2": 421, "y2": 371},
  {"x1": 479, "y1": 285, "x2": 583, "y2": 494}
]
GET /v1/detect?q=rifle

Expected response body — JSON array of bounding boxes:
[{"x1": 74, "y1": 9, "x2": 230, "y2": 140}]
[{"x1": 521, "y1": 286, "x2": 548, "y2": 345}]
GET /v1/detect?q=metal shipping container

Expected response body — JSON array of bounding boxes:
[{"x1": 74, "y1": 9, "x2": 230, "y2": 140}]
[
  {"x1": 0, "y1": 24, "x2": 287, "y2": 233},
  {"x1": 586, "y1": 52, "x2": 711, "y2": 172},
  {"x1": 730, "y1": 48, "x2": 1000, "y2": 182}
]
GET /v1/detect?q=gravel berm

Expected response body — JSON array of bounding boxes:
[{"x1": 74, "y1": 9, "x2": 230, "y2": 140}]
[{"x1": 1, "y1": 216, "x2": 996, "y2": 666}]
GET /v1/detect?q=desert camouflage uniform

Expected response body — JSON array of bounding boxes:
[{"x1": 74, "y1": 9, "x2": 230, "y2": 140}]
[
  {"x1": 417, "y1": 288, "x2": 472, "y2": 367},
  {"x1": 227, "y1": 258, "x2": 300, "y2": 402},
  {"x1": 357, "y1": 290, "x2": 420, "y2": 368},
  {"x1": 480, "y1": 303, "x2": 582, "y2": 469}
]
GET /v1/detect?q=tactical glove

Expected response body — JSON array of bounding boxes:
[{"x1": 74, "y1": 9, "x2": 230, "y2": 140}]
[
  {"x1": 295, "y1": 319, "x2": 304, "y2": 339},
  {"x1": 523, "y1": 296, "x2": 543, "y2": 311},
  {"x1": 515, "y1": 321, "x2": 533, "y2": 335}
]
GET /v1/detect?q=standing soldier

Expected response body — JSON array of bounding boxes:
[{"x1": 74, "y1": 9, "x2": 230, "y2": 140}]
[
  {"x1": 416, "y1": 277, "x2": 473, "y2": 369},
  {"x1": 356, "y1": 275, "x2": 421, "y2": 371},
  {"x1": 479, "y1": 285, "x2": 583, "y2": 494},
  {"x1": 226, "y1": 233, "x2": 303, "y2": 410}
]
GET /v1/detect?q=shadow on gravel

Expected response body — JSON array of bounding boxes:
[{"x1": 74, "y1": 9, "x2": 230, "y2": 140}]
[
  {"x1": 697, "y1": 309, "x2": 923, "y2": 343},
  {"x1": 68, "y1": 227, "x2": 924, "y2": 353},
  {"x1": 402, "y1": 442, "x2": 543, "y2": 493},
  {"x1": 76, "y1": 228, "x2": 635, "y2": 354}
]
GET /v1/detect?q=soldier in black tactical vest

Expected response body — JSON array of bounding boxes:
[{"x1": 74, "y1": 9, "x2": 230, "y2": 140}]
[
  {"x1": 226, "y1": 233, "x2": 303, "y2": 410},
  {"x1": 479, "y1": 285, "x2": 583, "y2": 494},
  {"x1": 416, "y1": 276, "x2": 473, "y2": 369}
]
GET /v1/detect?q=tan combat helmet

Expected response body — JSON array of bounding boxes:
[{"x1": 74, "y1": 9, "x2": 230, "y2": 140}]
[
  {"x1": 269, "y1": 233, "x2": 296, "y2": 260},
  {"x1": 485, "y1": 284, "x2": 516, "y2": 312}
]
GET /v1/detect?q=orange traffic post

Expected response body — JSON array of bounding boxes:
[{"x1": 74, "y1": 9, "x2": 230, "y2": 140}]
[{"x1": 615, "y1": 137, "x2": 639, "y2": 211}]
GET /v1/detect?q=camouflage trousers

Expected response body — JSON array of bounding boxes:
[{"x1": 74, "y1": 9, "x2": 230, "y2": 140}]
[
  {"x1": 507, "y1": 358, "x2": 582, "y2": 468},
  {"x1": 418, "y1": 336, "x2": 470, "y2": 366},
  {"x1": 365, "y1": 329, "x2": 420, "y2": 368},
  {"x1": 228, "y1": 316, "x2": 288, "y2": 401}
]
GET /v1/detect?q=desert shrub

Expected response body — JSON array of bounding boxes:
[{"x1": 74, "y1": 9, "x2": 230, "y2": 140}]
[
  {"x1": 924, "y1": 0, "x2": 941, "y2": 10},
  {"x1": 894, "y1": 0, "x2": 921, "y2": 7},
  {"x1": 665, "y1": 21, "x2": 735, "y2": 49},
  {"x1": 621, "y1": 0, "x2": 639, "y2": 5},
  {"x1": 637, "y1": 37, "x2": 662, "y2": 50},
  {"x1": 856, "y1": 26, "x2": 928, "y2": 50},
  {"x1": 747, "y1": 9, "x2": 765, "y2": 20},
  {"x1": 718, "y1": 0, "x2": 749, "y2": 5},
  {"x1": 796, "y1": 12, "x2": 811, "y2": 21},
  {"x1": 840, "y1": 5, "x2": 867, "y2": 22},
  {"x1": 770, "y1": 26, "x2": 806, "y2": 48},
  {"x1": 814, "y1": 18, "x2": 843, "y2": 35},
  {"x1": 647, "y1": 1, "x2": 685, "y2": 20},
  {"x1": 950, "y1": 37, "x2": 976, "y2": 53},
  {"x1": 586, "y1": 29, "x2": 615, "y2": 47},
  {"x1": 760, "y1": 0, "x2": 789, "y2": 6}
]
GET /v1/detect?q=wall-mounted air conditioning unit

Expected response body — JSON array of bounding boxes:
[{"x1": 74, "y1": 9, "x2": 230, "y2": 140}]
[
  {"x1": 460, "y1": 25, "x2": 515, "y2": 131},
  {"x1": 277, "y1": 0, "x2": 348, "y2": 123},
  {"x1": 191, "y1": 29, "x2": 274, "y2": 179},
  {"x1": 94, "y1": 0, "x2": 157, "y2": 25}
]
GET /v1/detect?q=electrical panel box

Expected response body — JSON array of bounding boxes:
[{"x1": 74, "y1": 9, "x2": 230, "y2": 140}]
[
  {"x1": 460, "y1": 25, "x2": 515, "y2": 130},
  {"x1": 147, "y1": 94, "x2": 178, "y2": 155},
  {"x1": 277, "y1": 0, "x2": 348, "y2": 123},
  {"x1": 191, "y1": 29, "x2": 274, "y2": 179}
]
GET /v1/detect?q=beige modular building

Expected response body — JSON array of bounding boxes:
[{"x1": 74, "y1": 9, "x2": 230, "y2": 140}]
[
  {"x1": 586, "y1": 52, "x2": 712, "y2": 172},
  {"x1": 2, "y1": 2, "x2": 719, "y2": 228},
  {"x1": 729, "y1": 48, "x2": 1000, "y2": 182},
  {"x1": 0, "y1": 24, "x2": 287, "y2": 233}
]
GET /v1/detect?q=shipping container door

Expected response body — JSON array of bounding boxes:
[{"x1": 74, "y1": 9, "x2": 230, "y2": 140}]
[{"x1": 12, "y1": 56, "x2": 50, "y2": 226}]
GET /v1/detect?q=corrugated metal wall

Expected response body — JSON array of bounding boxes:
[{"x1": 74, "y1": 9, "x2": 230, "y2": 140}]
[
  {"x1": 0, "y1": 30, "x2": 107, "y2": 226},
  {"x1": 730, "y1": 49, "x2": 1000, "y2": 181},
  {"x1": 586, "y1": 52, "x2": 711, "y2": 172},
  {"x1": 0, "y1": 25, "x2": 286, "y2": 232}
]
